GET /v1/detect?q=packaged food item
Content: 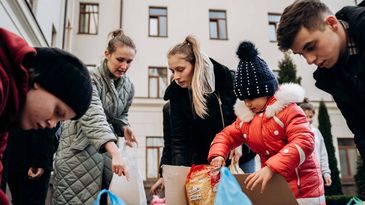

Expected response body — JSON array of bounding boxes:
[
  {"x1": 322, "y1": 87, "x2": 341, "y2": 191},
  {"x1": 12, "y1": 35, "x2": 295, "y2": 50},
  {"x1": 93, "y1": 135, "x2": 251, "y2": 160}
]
[{"x1": 185, "y1": 165, "x2": 220, "y2": 205}]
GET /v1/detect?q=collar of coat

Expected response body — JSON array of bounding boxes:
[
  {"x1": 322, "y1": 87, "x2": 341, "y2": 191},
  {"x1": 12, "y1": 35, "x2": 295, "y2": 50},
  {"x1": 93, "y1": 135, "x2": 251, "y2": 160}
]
[{"x1": 234, "y1": 83, "x2": 305, "y2": 122}]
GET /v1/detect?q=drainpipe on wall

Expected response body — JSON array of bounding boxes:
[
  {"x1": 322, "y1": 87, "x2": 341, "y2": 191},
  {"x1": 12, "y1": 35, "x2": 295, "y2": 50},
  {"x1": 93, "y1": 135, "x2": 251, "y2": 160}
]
[
  {"x1": 120, "y1": 0, "x2": 123, "y2": 28},
  {"x1": 62, "y1": 0, "x2": 68, "y2": 49}
]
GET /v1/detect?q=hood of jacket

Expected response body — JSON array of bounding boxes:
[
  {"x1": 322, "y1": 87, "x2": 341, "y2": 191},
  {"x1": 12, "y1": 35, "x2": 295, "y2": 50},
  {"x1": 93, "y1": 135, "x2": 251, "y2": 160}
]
[
  {"x1": 0, "y1": 28, "x2": 36, "y2": 130},
  {"x1": 234, "y1": 83, "x2": 305, "y2": 122},
  {"x1": 0, "y1": 28, "x2": 36, "y2": 80}
]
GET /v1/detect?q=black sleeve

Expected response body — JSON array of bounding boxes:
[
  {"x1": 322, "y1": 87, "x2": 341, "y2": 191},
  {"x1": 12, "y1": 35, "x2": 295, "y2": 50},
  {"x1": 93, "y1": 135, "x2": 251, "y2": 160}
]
[
  {"x1": 170, "y1": 97, "x2": 191, "y2": 166},
  {"x1": 159, "y1": 102, "x2": 173, "y2": 177}
]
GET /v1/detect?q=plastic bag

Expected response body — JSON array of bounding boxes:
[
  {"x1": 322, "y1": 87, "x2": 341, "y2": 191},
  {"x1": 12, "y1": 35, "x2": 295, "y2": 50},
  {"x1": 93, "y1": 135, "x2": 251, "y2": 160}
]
[
  {"x1": 93, "y1": 189, "x2": 126, "y2": 205},
  {"x1": 185, "y1": 165, "x2": 220, "y2": 205},
  {"x1": 109, "y1": 139, "x2": 147, "y2": 205},
  {"x1": 214, "y1": 167, "x2": 252, "y2": 205},
  {"x1": 347, "y1": 196, "x2": 364, "y2": 205}
]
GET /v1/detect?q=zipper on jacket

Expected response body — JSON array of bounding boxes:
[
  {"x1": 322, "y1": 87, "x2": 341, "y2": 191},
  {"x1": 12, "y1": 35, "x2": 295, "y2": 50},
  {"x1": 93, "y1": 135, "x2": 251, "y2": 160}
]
[{"x1": 214, "y1": 93, "x2": 225, "y2": 128}]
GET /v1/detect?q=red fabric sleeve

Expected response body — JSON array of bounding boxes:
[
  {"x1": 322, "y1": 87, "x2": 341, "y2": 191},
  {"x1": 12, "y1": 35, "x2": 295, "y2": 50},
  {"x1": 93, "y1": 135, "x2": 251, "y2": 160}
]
[{"x1": 208, "y1": 118, "x2": 246, "y2": 162}]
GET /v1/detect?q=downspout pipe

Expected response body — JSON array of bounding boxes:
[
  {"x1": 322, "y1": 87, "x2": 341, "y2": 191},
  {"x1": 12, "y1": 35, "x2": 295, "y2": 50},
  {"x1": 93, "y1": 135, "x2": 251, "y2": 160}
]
[
  {"x1": 62, "y1": 0, "x2": 68, "y2": 49},
  {"x1": 120, "y1": 0, "x2": 123, "y2": 28}
]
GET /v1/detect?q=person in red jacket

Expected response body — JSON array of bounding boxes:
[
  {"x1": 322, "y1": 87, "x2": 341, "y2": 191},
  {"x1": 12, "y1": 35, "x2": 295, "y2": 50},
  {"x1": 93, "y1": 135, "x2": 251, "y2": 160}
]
[
  {"x1": 208, "y1": 41, "x2": 325, "y2": 205},
  {"x1": 0, "y1": 28, "x2": 92, "y2": 205}
]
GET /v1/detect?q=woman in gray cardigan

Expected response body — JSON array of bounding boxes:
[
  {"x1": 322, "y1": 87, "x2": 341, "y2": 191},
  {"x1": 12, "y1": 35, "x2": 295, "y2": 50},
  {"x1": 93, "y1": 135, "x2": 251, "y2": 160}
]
[{"x1": 52, "y1": 29, "x2": 137, "y2": 205}]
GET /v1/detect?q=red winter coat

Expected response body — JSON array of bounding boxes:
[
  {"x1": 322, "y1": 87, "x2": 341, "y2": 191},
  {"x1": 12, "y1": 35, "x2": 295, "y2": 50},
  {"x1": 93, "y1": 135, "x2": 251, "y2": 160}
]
[
  {"x1": 208, "y1": 84, "x2": 325, "y2": 204},
  {"x1": 0, "y1": 28, "x2": 36, "y2": 205}
]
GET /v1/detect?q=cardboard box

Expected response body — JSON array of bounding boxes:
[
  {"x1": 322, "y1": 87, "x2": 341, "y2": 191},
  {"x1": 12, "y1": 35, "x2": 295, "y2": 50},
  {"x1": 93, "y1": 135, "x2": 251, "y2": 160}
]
[
  {"x1": 162, "y1": 165, "x2": 298, "y2": 205},
  {"x1": 234, "y1": 174, "x2": 298, "y2": 205},
  {"x1": 163, "y1": 165, "x2": 191, "y2": 205}
]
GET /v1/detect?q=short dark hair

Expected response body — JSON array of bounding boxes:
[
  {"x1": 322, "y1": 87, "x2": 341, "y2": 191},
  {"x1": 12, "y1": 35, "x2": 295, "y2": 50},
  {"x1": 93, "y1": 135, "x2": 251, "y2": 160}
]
[{"x1": 277, "y1": 0, "x2": 332, "y2": 51}]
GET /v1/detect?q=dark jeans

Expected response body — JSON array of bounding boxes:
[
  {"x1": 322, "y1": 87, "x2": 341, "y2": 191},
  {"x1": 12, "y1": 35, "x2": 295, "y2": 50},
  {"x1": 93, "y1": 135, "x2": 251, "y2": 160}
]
[
  {"x1": 239, "y1": 157, "x2": 256, "y2": 173},
  {"x1": 7, "y1": 169, "x2": 51, "y2": 205}
]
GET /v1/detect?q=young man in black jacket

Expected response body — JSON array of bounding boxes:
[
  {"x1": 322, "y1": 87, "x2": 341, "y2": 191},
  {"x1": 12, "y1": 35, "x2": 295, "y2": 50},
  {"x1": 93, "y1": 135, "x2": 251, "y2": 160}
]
[{"x1": 277, "y1": 0, "x2": 365, "y2": 164}]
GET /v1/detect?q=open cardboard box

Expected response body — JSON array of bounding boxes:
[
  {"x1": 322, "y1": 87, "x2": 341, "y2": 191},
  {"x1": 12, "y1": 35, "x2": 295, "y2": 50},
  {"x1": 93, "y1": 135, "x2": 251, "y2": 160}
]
[{"x1": 163, "y1": 165, "x2": 298, "y2": 205}]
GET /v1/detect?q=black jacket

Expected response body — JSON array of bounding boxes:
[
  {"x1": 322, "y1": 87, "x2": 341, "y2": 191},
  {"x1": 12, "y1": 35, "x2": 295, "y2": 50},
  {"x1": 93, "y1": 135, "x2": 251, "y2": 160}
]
[
  {"x1": 164, "y1": 58, "x2": 237, "y2": 166},
  {"x1": 159, "y1": 102, "x2": 172, "y2": 176},
  {"x1": 313, "y1": 4, "x2": 365, "y2": 162},
  {"x1": 6, "y1": 126, "x2": 59, "y2": 172}
]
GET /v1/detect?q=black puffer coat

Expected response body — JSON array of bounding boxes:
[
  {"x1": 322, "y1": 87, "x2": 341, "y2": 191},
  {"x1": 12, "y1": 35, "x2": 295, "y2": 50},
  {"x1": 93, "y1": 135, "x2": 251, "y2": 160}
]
[{"x1": 164, "y1": 58, "x2": 237, "y2": 166}]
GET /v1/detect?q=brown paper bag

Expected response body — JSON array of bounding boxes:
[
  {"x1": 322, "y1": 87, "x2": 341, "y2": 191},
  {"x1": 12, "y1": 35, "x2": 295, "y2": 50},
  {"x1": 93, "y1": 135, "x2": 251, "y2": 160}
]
[{"x1": 162, "y1": 165, "x2": 191, "y2": 205}]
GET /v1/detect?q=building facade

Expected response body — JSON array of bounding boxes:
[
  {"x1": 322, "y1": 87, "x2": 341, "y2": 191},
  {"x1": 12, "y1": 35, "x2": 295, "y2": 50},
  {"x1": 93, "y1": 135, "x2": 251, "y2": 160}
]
[{"x1": 0, "y1": 0, "x2": 66, "y2": 47}]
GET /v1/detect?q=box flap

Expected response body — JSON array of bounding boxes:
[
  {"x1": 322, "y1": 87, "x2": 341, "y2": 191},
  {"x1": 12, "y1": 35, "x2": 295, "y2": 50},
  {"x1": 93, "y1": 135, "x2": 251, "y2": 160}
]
[{"x1": 234, "y1": 174, "x2": 298, "y2": 205}]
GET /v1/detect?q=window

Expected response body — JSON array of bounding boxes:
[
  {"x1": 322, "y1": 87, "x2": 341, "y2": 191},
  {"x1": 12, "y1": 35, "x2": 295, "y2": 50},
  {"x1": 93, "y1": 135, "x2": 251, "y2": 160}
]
[
  {"x1": 268, "y1": 13, "x2": 281, "y2": 42},
  {"x1": 79, "y1": 3, "x2": 99, "y2": 34},
  {"x1": 149, "y1": 7, "x2": 167, "y2": 37},
  {"x1": 209, "y1": 10, "x2": 227, "y2": 40},
  {"x1": 148, "y1": 67, "x2": 168, "y2": 98},
  {"x1": 146, "y1": 137, "x2": 164, "y2": 179},
  {"x1": 338, "y1": 138, "x2": 358, "y2": 179}
]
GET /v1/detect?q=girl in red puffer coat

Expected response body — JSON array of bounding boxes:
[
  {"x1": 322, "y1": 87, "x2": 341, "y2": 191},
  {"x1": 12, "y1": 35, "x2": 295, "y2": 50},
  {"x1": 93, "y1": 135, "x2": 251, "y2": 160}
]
[{"x1": 208, "y1": 41, "x2": 325, "y2": 205}]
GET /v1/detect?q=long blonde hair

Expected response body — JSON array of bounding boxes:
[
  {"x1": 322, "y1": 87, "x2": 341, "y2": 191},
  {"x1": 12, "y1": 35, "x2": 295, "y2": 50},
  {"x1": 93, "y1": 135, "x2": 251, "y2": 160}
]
[{"x1": 167, "y1": 35, "x2": 215, "y2": 118}]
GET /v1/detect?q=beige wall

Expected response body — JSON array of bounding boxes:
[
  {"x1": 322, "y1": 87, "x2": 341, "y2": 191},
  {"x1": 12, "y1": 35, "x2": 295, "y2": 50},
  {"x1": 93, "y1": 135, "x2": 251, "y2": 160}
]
[{"x1": 66, "y1": 0, "x2": 121, "y2": 64}]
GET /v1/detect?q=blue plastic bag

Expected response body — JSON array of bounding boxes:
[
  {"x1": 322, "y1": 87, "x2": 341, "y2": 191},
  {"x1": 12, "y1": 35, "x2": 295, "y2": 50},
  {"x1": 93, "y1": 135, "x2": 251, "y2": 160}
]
[
  {"x1": 93, "y1": 189, "x2": 127, "y2": 205},
  {"x1": 214, "y1": 167, "x2": 252, "y2": 205}
]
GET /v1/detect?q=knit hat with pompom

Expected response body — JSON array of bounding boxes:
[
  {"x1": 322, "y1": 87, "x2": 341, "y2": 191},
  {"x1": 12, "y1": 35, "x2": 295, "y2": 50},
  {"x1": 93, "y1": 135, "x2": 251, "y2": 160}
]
[{"x1": 233, "y1": 41, "x2": 278, "y2": 100}]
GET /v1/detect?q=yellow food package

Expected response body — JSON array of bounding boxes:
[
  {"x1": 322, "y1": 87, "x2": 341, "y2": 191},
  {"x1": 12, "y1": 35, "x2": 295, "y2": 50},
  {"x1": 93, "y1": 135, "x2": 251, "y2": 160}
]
[{"x1": 185, "y1": 165, "x2": 220, "y2": 205}]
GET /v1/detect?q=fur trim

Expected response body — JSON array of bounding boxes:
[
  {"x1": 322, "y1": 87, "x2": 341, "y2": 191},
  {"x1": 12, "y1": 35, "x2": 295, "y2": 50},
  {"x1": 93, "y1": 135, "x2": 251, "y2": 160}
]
[
  {"x1": 234, "y1": 83, "x2": 305, "y2": 121},
  {"x1": 266, "y1": 83, "x2": 305, "y2": 117},
  {"x1": 234, "y1": 99, "x2": 255, "y2": 122}
]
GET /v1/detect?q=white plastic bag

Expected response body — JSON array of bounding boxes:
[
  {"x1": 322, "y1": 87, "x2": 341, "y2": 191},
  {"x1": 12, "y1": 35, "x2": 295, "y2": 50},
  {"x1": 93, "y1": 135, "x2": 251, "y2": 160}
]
[{"x1": 109, "y1": 138, "x2": 147, "y2": 205}]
